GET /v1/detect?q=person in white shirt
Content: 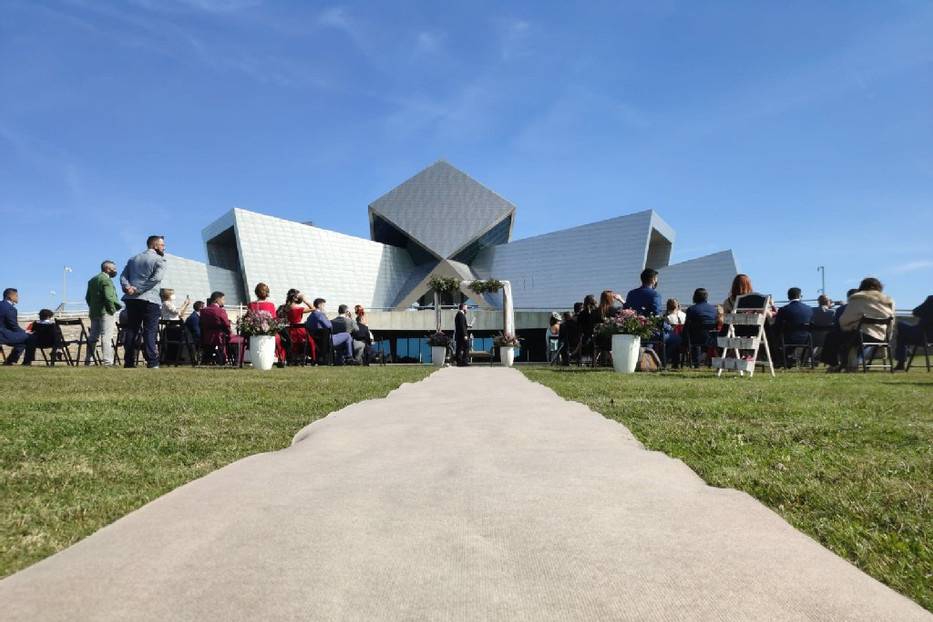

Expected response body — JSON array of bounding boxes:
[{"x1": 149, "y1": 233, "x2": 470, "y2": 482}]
[
  {"x1": 160, "y1": 288, "x2": 190, "y2": 320},
  {"x1": 665, "y1": 298, "x2": 686, "y2": 326}
]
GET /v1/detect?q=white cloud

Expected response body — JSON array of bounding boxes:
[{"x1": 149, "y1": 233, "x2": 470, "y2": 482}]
[
  {"x1": 416, "y1": 31, "x2": 444, "y2": 54},
  {"x1": 499, "y1": 18, "x2": 531, "y2": 61},
  {"x1": 891, "y1": 260, "x2": 933, "y2": 274}
]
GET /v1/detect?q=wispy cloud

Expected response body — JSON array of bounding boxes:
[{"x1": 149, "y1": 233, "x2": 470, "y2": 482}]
[
  {"x1": 416, "y1": 31, "x2": 445, "y2": 54},
  {"x1": 498, "y1": 18, "x2": 531, "y2": 61},
  {"x1": 130, "y1": 0, "x2": 262, "y2": 14},
  {"x1": 890, "y1": 260, "x2": 933, "y2": 274}
]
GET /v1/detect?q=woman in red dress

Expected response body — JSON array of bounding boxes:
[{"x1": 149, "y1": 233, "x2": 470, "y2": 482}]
[
  {"x1": 247, "y1": 282, "x2": 287, "y2": 364},
  {"x1": 280, "y1": 288, "x2": 316, "y2": 362}
]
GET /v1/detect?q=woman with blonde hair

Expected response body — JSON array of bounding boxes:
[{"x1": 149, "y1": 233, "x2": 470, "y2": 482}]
[{"x1": 248, "y1": 282, "x2": 286, "y2": 365}]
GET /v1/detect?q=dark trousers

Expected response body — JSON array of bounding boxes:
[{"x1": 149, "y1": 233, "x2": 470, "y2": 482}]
[
  {"x1": 819, "y1": 328, "x2": 867, "y2": 367},
  {"x1": 456, "y1": 337, "x2": 469, "y2": 366},
  {"x1": 1, "y1": 332, "x2": 36, "y2": 365},
  {"x1": 124, "y1": 299, "x2": 161, "y2": 368},
  {"x1": 895, "y1": 322, "x2": 927, "y2": 364}
]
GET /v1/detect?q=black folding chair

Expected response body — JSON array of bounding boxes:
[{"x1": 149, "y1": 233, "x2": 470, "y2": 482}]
[
  {"x1": 284, "y1": 324, "x2": 310, "y2": 366},
  {"x1": 159, "y1": 319, "x2": 197, "y2": 366},
  {"x1": 52, "y1": 318, "x2": 95, "y2": 366},
  {"x1": 905, "y1": 327, "x2": 932, "y2": 372},
  {"x1": 856, "y1": 316, "x2": 894, "y2": 373},
  {"x1": 780, "y1": 323, "x2": 815, "y2": 369},
  {"x1": 114, "y1": 322, "x2": 143, "y2": 367},
  {"x1": 32, "y1": 323, "x2": 58, "y2": 366},
  {"x1": 309, "y1": 328, "x2": 334, "y2": 366}
]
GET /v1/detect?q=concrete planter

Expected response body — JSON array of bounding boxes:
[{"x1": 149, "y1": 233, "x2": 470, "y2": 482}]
[
  {"x1": 611, "y1": 334, "x2": 640, "y2": 373},
  {"x1": 500, "y1": 345, "x2": 515, "y2": 368},
  {"x1": 431, "y1": 346, "x2": 447, "y2": 367},
  {"x1": 249, "y1": 335, "x2": 276, "y2": 371}
]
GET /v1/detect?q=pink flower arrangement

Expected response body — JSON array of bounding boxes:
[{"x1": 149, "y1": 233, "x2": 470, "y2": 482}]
[
  {"x1": 597, "y1": 310, "x2": 661, "y2": 340},
  {"x1": 236, "y1": 309, "x2": 284, "y2": 337}
]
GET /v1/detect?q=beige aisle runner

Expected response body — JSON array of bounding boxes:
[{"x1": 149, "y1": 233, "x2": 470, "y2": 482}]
[{"x1": 1, "y1": 367, "x2": 929, "y2": 621}]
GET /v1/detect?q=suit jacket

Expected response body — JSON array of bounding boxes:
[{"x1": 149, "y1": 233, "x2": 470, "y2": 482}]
[
  {"x1": 120, "y1": 249, "x2": 166, "y2": 306},
  {"x1": 0, "y1": 299, "x2": 28, "y2": 345},
  {"x1": 624, "y1": 286, "x2": 662, "y2": 316},
  {"x1": 685, "y1": 302, "x2": 718, "y2": 346},
  {"x1": 811, "y1": 306, "x2": 835, "y2": 328},
  {"x1": 305, "y1": 310, "x2": 332, "y2": 332},
  {"x1": 185, "y1": 311, "x2": 201, "y2": 341},
  {"x1": 775, "y1": 300, "x2": 814, "y2": 344},
  {"x1": 454, "y1": 311, "x2": 469, "y2": 343},
  {"x1": 198, "y1": 304, "x2": 231, "y2": 347},
  {"x1": 914, "y1": 295, "x2": 933, "y2": 332}
]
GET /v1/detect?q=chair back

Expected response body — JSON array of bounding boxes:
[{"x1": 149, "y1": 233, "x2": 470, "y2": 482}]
[
  {"x1": 33, "y1": 323, "x2": 58, "y2": 349},
  {"x1": 308, "y1": 327, "x2": 333, "y2": 364},
  {"x1": 856, "y1": 315, "x2": 894, "y2": 343}
]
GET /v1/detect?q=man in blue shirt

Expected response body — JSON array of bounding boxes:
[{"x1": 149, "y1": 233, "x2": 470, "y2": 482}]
[
  {"x1": 0, "y1": 288, "x2": 36, "y2": 366},
  {"x1": 684, "y1": 287, "x2": 718, "y2": 367},
  {"x1": 624, "y1": 268, "x2": 663, "y2": 316},
  {"x1": 120, "y1": 235, "x2": 167, "y2": 368},
  {"x1": 305, "y1": 298, "x2": 354, "y2": 363},
  {"x1": 185, "y1": 300, "x2": 204, "y2": 343}
]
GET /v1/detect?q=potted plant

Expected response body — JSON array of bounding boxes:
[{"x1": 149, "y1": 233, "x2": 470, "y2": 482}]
[
  {"x1": 493, "y1": 333, "x2": 520, "y2": 367},
  {"x1": 597, "y1": 309, "x2": 660, "y2": 373},
  {"x1": 468, "y1": 279, "x2": 504, "y2": 295},
  {"x1": 236, "y1": 309, "x2": 283, "y2": 371},
  {"x1": 428, "y1": 331, "x2": 450, "y2": 367}
]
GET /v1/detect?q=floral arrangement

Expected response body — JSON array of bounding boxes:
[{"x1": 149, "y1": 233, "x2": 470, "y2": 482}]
[
  {"x1": 494, "y1": 333, "x2": 521, "y2": 347},
  {"x1": 236, "y1": 309, "x2": 284, "y2": 337},
  {"x1": 428, "y1": 331, "x2": 450, "y2": 347},
  {"x1": 596, "y1": 308, "x2": 661, "y2": 340},
  {"x1": 468, "y1": 279, "x2": 504, "y2": 295},
  {"x1": 428, "y1": 276, "x2": 461, "y2": 294}
]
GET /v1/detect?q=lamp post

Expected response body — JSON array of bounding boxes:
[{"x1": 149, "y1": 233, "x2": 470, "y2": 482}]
[
  {"x1": 62, "y1": 266, "x2": 73, "y2": 307},
  {"x1": 817, "y1": 266, "x2": 825, "y2": 296}
]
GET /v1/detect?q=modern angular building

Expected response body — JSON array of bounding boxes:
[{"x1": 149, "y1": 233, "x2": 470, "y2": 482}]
[{"x1": 160, "y1": 161, "x2": 737, "y2": 359}]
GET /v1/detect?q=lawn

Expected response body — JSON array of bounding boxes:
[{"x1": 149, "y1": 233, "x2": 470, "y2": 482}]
[
  {"x1": 522, "y1": 367, "x2": 933, "y2": 611},
  {"x1": 0, "y1": 366, "x2": 431, "y2": 579}
]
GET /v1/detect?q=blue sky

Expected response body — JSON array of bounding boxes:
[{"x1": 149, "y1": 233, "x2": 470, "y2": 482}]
[{"x1": 1, "y1": 0, "x2": 931, "y2": 310}]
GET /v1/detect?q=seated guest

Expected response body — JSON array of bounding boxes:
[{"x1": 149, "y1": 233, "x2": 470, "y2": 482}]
[
  {"x1": 305, "y1": 298, "x2": 354, "y2": 363},
  {"x1": 894, "y1": 295, "x2": 933, "y2": 370},
  {"x1": 27, "y1": 309, "x2": 55, "y2": 332},
  {"x1": 558, "y1": 310, "x2": 580, "y2": 365},
  {"x1": 160, "y1": 288, "x2": 190, "y2": 320},
  {"x1": 353, "y1": 306, "x2": 379, "y2": 364},
  {"x1": 0, "y1": 288, "x2": 36, "y2": 366},
  {"x1": 776, "y1": 287, "x2": 813, "y2": 344},
  {"x1": 248, "y1": 282, "x2": 286, "y2": 365},
  {"x1": 625, "y1": 269, "x2": 662, "y2": 315},
  {"x1": 685, "y1": 288, "x2": 718, "y2": 366},
  {"x1": 598, "y1": 290, "x2": 623, "y2": 320},
  {"x1": 280, "y1": 289, "x2": 316, "y2": 362},
  {"x1": 185, "y1": 300, "x2": 204, "y2": 343},
  {"x1": 834, "y1": 289, "x2": 858, "y2": 328},
  {"x1": 821, "y1": 278, "x2": 895, "y2": 371},
  {"x1": 811, "y1": 294, "x2": 835, "y2": 327},
  {"x1": 331, "y1": 304, "x2": 365, "y2": 362},
  {"x1": 199, "y1": 291, "x2": 232, "y2": 364},
  {"x1": 665, "y1": 299, "x2": 685, "y2": 327},
  {"x1": 722, "y1": 273, "x2": 773, "y2": 318},
  {"x1": 577, "y1": 295, "x2": 600, "y2": 356}
]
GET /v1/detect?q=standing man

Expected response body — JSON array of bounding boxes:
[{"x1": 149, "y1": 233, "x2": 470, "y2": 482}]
[
  {"x1": 454, "y1": 302, "x2": 470, "y2": 367},
  {"x1": 85, "y1": 260, "x2": 122, "y2": 366},
  {"x1": 120, "y1": 235, "x2": 166, "y2": 368},
  {"x1": 0, "y1": 288, "x2": 36, "y2": 366}
]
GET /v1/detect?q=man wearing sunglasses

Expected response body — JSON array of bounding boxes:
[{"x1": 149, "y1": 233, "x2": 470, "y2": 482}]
[{"x1": 120, "y1": 235, "x2": 167, "y2": 368}]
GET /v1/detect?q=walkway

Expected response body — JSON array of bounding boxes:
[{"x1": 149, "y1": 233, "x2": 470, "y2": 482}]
[{"x1": 2, "y1": 368, "x2": 929, "y2": 621}]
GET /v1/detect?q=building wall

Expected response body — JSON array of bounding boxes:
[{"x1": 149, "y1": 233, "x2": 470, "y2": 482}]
[
  {"x1": 158, "y1": 253, "x2": 245, "y2": 306},
  {"x1": 472, "y1": 211, "x2": 660, "y2": 309},
  {"x1": 656, "y1": 250, "x2": 738, "y2": 307},
  {"x1": 230, "y1": 209, "x2": 416, "y2": 309}
]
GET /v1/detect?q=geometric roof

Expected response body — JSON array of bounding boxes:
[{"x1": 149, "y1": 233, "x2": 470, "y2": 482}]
[{"x1": 369, "y1": 161, "x2": 515, "y2": 260}]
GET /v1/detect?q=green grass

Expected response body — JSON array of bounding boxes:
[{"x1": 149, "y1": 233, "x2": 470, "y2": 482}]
[
  {"x1": 0, "y1": 366, "x2": 431, "y2": 578},
  {"x1": 522, "y1": 367, "x2": 933, "y2": 611}
]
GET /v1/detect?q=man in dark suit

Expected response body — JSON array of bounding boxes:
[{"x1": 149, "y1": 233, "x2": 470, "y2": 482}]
[
  {"x1": 624, "y1": 268, "x2": 663, "y2": 316},
  {"x1": 185, "y1": 301, "x2": 204, "y2": 343},
  {"x1": 454, "y1": 302, "x2": 470, "y2": 367},
  {"x1": 895, "y1": 295, "x2": 933, "y2": 370},
  {"x1": 776, "y1": 287, "x2": 813, "y2": 344},
  {"x1": 0, "y1": 288, "x2": 36, "y2": 366},
  {"x1": 684, "y1": 287, "x2": 718, "y2": 367}
]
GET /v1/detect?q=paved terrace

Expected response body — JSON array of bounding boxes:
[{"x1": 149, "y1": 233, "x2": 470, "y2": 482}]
[{"x1": 1, "y1": 368, "x2": 929, "y2": 621}]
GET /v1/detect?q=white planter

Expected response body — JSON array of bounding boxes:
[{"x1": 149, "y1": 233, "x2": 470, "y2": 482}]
[
  {"x1": 431, "y1": 346, "x2": 447, "y2": 367},
  {"x1": 611, "y1": 334, "x2": 640, "y2": 373},
  {"x1": 500, "y1": 345, "x2": 515, "y2": 368},
  {"x1": 249, "y1": 335, "x2": 276, "y2": 371}
]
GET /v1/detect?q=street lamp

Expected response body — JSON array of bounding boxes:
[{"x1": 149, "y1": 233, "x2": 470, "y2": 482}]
[
  {"x1": 62, "y1": 266, "x2": 73, "y2": 307},
  {"x1": 817, "y1": 266, "x2": 826, "y2": 296}
]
